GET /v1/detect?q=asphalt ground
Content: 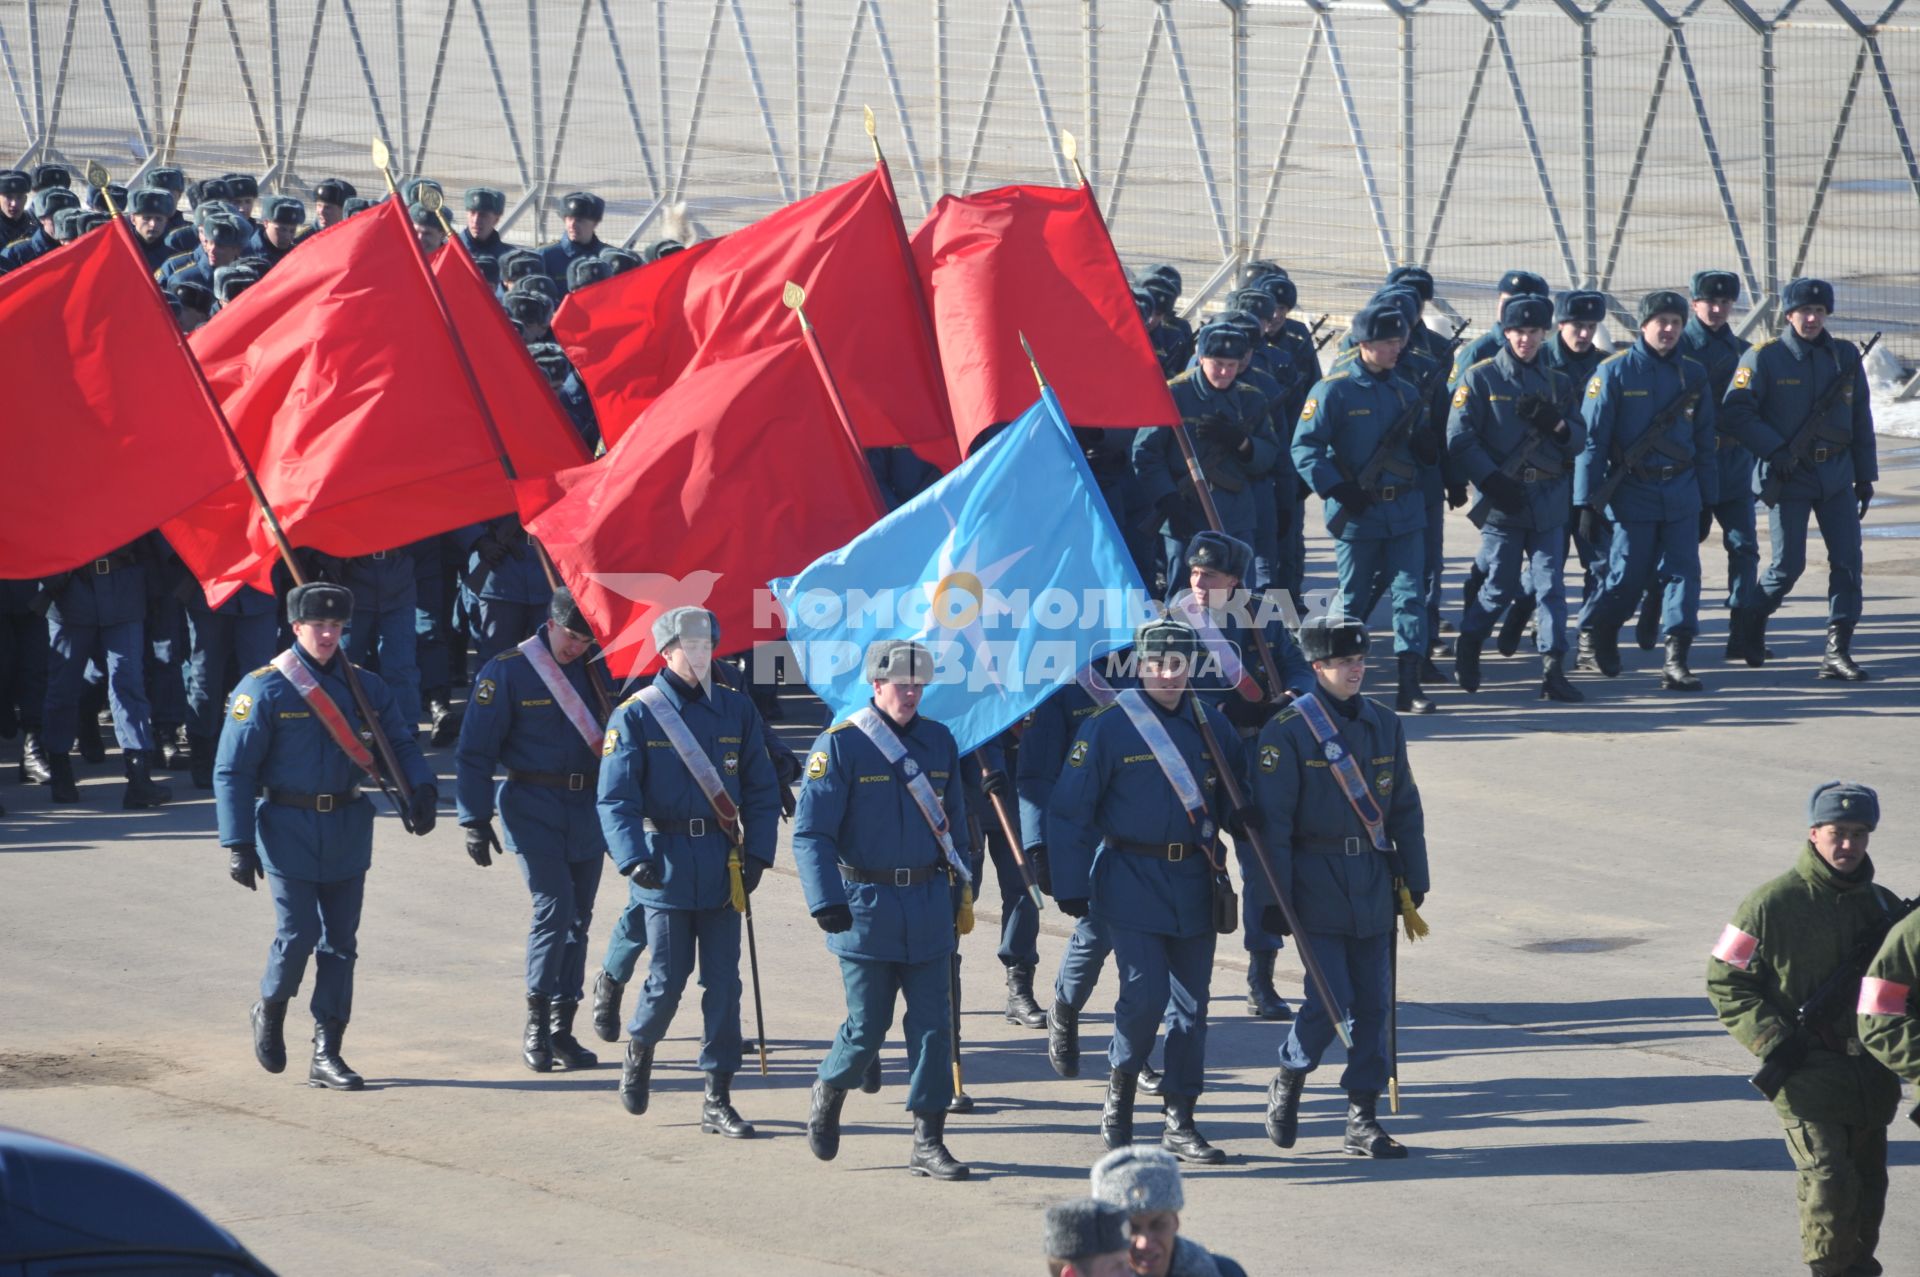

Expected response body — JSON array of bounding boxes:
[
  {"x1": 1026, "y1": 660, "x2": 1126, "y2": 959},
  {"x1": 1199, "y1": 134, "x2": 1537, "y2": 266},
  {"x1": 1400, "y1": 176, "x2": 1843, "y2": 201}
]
[{"x1": 4, "y1": 443, "x2": 1919, "y2": 1274}]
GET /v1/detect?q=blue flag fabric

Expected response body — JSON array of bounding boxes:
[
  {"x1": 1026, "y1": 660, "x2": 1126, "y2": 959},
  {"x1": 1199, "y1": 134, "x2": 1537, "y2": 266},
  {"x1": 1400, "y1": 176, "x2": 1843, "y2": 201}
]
[{"x1": 771, "y1": 389, "x2": 1149, "y2": 756}]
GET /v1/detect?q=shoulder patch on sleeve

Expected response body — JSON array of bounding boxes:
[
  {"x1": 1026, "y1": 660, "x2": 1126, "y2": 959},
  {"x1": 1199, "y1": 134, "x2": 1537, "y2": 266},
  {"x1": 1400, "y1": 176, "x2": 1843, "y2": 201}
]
[
  {"x1": 1585, "y1": 374, "x2": 1603, "y2": 399},
  {"x1": 1450, "y1": 386, "x2": 1469, "y2": 410},
  {"x1": 1732, "y1": 366, "x2": 1753, "y2": 390},
  {"x1": 473, "y1": 678, "x2": 496, "y2": 706},
  {"x1": 1257, "y1": 743, "x2": 1280, "y2": 773},
  {"x1": 1299, "y1": 397, "x2": 1318, "y2": 421},
  {"x1": 229, "y1": 692, "x2": 254, "y2": 722},
  {"x1": 1067, "y1": 739, "x2": 1090, "y2": 768},
  {"x1": 602, "y1": 727, "x2": 620, "y2": 757},
  {"x1": 806, "y1": 750, "x2": 830, "y2": 780}
]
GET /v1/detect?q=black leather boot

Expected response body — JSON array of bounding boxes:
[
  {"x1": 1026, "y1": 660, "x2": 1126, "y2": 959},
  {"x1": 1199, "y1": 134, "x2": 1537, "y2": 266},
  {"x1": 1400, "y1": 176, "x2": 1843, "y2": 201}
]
[
  {"x1": 1046, "y1": 1000, "x2": 1080, "y2": 1079},
  {"x1": 1138, "y1": 1063, "x2": 1164, "y2": 1096},
  {"x1": 251, "y1": 999, "x2": 288, "y2": 1074},
  {"x1": 1264, "y1": 1066, "x2": 1306, "y2": 1148},
  {"x1": 1587, "y1": 624, "x2": 1622, "y2": 677},
  {"x1": 1418, "y1": 650, "x2": 1451, "y2": 685},
  {"x1": 1496, "y1": 595, "x2": 1537, "y2": 657},
  {"x1": 1100, "y1": 1070, "x2": 1137, "y2": 1150},
  {"x1": 188, "y1": 734, "x2": 214, "y2": 789},
  {"x1": 590, "y1": 970, "x2": 625, "y2": 1043},
  {"x1": 19, "y1": 731, "x2": 52, "y2": 785},
  {"x1": 1394, "y1": 652, "x2": 1436, "y2": 714},
  {"x1": 522, "y1": 993, "x2": 554, "y2": 1073},
  {"x1": 1819, "y1": 622, "x2": 1869, "y2": 682},
  {"x1": 908, "y1": 1110, "x2": 969, "y2": 1180},
  {"x1": 860, "y1": 1053, "x2": 883, "y2": 1094},
  {"x1": 1539, "y1": 654, "x2": 1584, "y2": 703},
  {"x1": 1724, "y1": 608, "x2": 1754, "y2": 662},
  {"x1": 76, "y1": 692, "x2": 107, "y2": 763},
  {"x1": 1747, "y1": 609, "x2": 1773, "y2": 666},
  {"x1": 428, "y1": 696, "x2": 462, "y2": 747},
  {"x1": 1003, "y1": 963, "x2": 1047, "y2": 1029},
  {"x1": 47, "y1": 752, "x2": 81, "y2": 804},
  {"x1": 1453, "y1": 631, "x2": 1486, "y2": 694},
  {"x1": 618, "y1": 1040, "x2": 654, "y2": 1114},
  {"x1": 1343, "y1": 1089, "x2": 1408, "y2": 1158},
  {"x1": 1660, "y1": 634, "x2": 1704, "y2": 692},
  {"x1": 157, "y1": 725, "x2": 189, "y2": 770},
  {"x1": 700, "y1": 1072, "x2": 756, "y2": 1138},
  {"x1": 121, "y1": 750, "x2": 173, "y2": 809},
  {"x1": 548, "y1": 1000, "x2": 599, "y2": 1069},
  {"x1": 806, "y1": 1078, "x2": 848, "y2": 1161},
  {"x1": 1162, "y1": 1095, "x2": 1226, "y2": 1164},
  {"x1": 308, "y1": 1019, "x2": 365, "y2": 1090},
  {"x1": 1245, "y1": 951, "x2": 1292, "y2": 1020},
  {"x1": 1633, "y1": 587, "x2": 1661, "y2": 649}
]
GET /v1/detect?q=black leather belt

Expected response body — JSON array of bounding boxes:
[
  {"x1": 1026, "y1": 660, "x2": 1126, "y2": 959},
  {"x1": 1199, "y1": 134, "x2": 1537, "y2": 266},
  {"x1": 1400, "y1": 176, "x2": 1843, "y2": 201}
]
[
  {"x1": 507, "y1": 768, "x2": 595, "y2": 792},
  {"x1": 1299, "y1": 835, "x2": 1375, "y2": 856},
  {"x1": 91, "y1": 551, "x2": 137, "y2": 575},
  {"x1": 1810, "y1": 444, "x2": 1850, "y2": 464},
  {"x1": 1631, "y1": 460, "x2": 1693, "y2": 482},
  {"x1": 838, "y1": 862, "x2": 944, "y2": 886},
  {"x1": 265, "y1": 786, "x2": 361, "y2": 812},
  {"x1": 1520, "y1": 464, "x2": 1562, "y2": 483},
  {"x1": 644, "y1": 816, "x2": 714, "y2": 837},
  {"x1": 1107, "y1": 838, "x2": 1194, "y2": 863},
  {"x1": 1371, "y1": 484, "x2": 1402, "y2": 503}
]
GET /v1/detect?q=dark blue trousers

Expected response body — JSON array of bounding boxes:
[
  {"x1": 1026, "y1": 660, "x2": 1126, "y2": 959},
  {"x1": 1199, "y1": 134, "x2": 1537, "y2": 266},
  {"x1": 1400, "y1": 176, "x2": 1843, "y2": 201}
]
[
  {"x1": 1278, "y1": 929, "x2": 1392, "y2": 1092},
  {"x1": 819, "y1": 954, "x2": 953, "y2": 1113},
  {"x1": 516, "y1": 851, "x2": 603, "y2": 1002},
  {"x1": 262, "y1": 872, "x2": 367, "y2": 1024},
  {"x1": 1108, "y1": 924, "x2": 1215, "y2": 1099},
  {"x1": 630, "y1": 905, "x2": 742, "y2": 1074}
]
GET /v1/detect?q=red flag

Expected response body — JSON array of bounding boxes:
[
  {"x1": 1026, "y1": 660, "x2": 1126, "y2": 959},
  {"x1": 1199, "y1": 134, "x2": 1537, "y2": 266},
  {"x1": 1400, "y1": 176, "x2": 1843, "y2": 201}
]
[
  {"x1": 911, "y1": 183, "x2": 1179, "y2": 455},
  {"x1": 517, "y1": 340, "x2": 883, "y2": 677},
  {"x1": 552, "y1": 167, "x2": 957, "y2": 468},
  {"x1": 162, "y1": 202, "x2": 589, "y2": 604},
  {"x1": 0, "y1": 223, "x2": 241, "y2": 578}
]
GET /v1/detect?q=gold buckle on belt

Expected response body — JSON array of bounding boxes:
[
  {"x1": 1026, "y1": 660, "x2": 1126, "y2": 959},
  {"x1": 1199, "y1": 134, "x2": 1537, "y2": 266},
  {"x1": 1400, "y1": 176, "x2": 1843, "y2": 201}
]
[{"x1": 315, "y1": 793, "x2": 335, "y2": 813}]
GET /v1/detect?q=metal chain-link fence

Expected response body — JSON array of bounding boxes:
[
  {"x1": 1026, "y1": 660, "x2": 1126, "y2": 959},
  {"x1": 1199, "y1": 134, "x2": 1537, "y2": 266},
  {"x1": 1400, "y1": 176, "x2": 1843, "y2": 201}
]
[{"x1": 5, "y1": 0, "x2": 1915, "y2": 356}]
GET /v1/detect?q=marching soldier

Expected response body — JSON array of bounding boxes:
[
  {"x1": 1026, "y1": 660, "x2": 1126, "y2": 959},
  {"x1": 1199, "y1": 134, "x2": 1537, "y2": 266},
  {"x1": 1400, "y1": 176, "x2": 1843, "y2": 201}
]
[
  {"x1": 1090, "y1": 1145, "x2": 1249, "y2": 1277},
  {"x1": 1859, "y1": 878, "x2": 1920, "y2": 1128},
  {"x1": 599, "y1": 607, "x2": 778, "y2": 1136},
  {"x1": 1682, "y1": 270, "x2": 1760, "y2": 661},
  {"x1": 1542, "y1": 290, "x2": 1612, "y2": 619},
  {"x1": 459, "y1": 517, "x2": 553, "y2": 663},
  {"x1": 307, "y1": 178, "x2": 356, "y2": 235},
  {"x1": 1293, "y1": 302, "x2": 1437, "y2": 714},
  {"x1": 124, "y1": 188, "x2": 179, "y2": 272},
  {"x1": 795, "y1": 639, "x2": 972, "y2": 1180},
  {"x1": 539, "y1": 191, "x2": 608, "y2": 293},
  {"x1": 156, "y1": 214, "x2": 246, "y2": 292},
  {"x1": 246, "y1": 197, "x2": 304, "y2": 269},
  {"x1": 182, "y1": 585, "x2": 278, "y2": 789},
  {"x1": 455, "y1": 588, "x2": 608, "y2": 1073},
  {"x1": 0, "y1": 169, "x2": 34, "y2": 245},
  {"x1": 0, "y1": 187, "x2": 79, "y2": 272},
  {"x1": 457, "y1": 187, "x2": 515, "y2": 267},
  {"x1": 1449, "y1": 269, "x2": 1551, "y2": 390},
  {"x1": 1256, "y1": 613, "x2": 1428, "y2": 1160},
  {"x1": 218, "y1": 583, "x2": 438, "y2": 1090},
  {"x1": 1050, "y1": 617, "x2": 1245, "y2": 1165},
  {"x1": 1573, "y1": 290, "x2": 1718, "y2": 691},
  {"x1": 1447, "y1": 294, "x2": 1587, "y2": 702},
  {"x1": 1707, "y1": 781, "x2": 1901, "y2": 1277},
  {"x1": 1718, "y1": 278, "x2": 1878, "y2": 681}
]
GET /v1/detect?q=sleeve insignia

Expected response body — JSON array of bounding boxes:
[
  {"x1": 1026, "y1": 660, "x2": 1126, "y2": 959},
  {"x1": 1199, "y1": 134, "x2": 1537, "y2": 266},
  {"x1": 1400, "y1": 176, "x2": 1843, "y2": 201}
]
[
  {"x1": 806, "y1": 750, "x2": 830, "y2": 780},
  {"x1": 1450, "y1": 386, "x2": 1469, "y2": 410},
  {"x1": 1585, "y1": 375, "x2": 1602, "y2": 399},
  {"x1": 602, "y1": 728, "x2": 620, "y2": 758},
  {"x1": 229, "y1": 692, "x2": 253, "y2": 722},
  {"x1": 1258, "y1": 743, "x2": 1280, "y2": 773},
  {"x1": 1731, "y1": 366, "x2": 1752, "y2": 390},
  {"x1": 1067, "y1": 740, "x2": 1090, "y2": 768},
  {"x1": 473, "y1": 678, "x2": 496, "y2": 706},
  {"x1": 1299, "y1": 398, "x2": 1317, "y2": 422}
]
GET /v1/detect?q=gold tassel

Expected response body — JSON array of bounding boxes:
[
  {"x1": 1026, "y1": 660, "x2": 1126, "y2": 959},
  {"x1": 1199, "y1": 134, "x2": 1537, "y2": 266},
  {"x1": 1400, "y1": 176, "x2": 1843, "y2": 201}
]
[
  {"x1": 957, "y1": 882, "x2": 976, "y2": 936},
  {"x1": 1397, "y1": 881, "x2": 1429, "y2": 941},
  {"x1": 727, "y1": 848, "x2": 748, "y2": 914}
]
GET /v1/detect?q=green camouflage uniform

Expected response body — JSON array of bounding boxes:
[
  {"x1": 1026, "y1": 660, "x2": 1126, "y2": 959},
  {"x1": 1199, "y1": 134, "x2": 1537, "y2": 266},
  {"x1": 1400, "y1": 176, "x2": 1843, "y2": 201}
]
[
  {"x1": 1705, "y1": 843, "x2": 1903, "y2": 1276},
  {"x1": 1859, "y1": 907, "x2": 1920, "y2": 1095}
]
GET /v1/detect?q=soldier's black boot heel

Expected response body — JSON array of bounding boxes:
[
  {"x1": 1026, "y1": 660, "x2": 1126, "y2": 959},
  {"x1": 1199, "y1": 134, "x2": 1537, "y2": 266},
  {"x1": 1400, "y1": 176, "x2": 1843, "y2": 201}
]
[
  {"x1": 1265, "y1": 1066, "x2": 1306, "y2": 1148},
  {"x1": 1100, "y1": 1070, "x2": 1137, "y2": 1150},
  {"x1": 1343, "y1": 1089, "x2": 1407, "y2": 1158},
  {"x1": 700, "y1": 1072, "x2": 755, "y2": 1138},
  {"x1": 308, "y1": 1019, "x2": 364, "y2": 1091},
  {"x1": 1162, "y1": 1096, "x2": 1226, "y2": 1165},
  {"x1": 907, "y1": 1110, "x2": 969, "y2": 1180},
  {"x1": 807, "y1": 1079, "x2": 847, "y2": 1161},
  {"x1": 548, "y1": 1000, "x2": 598, "y2": 1069},
  {"x1": 250, "y1": 999, "x2": 288, "y2": 1074}
]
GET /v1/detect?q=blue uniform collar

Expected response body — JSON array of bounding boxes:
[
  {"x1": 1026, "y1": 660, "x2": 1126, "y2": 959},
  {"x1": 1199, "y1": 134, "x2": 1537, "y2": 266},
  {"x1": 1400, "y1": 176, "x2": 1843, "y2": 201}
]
[
  {"x1": 1492, "y1": 344, "x2": 1546, "y2": 383},
  {"x1": 865, "y1": 699, "x2": 920, "y2": 735},
  {"x1": 1780, "y1": 327, "x2": 1830, "y2": 362},
  {"x1": 655, "y1": 666, "x2": 704, "y2": 705},
  {"x1": 1632, "y1": 336, "x2": 1682, "y2": 364}
]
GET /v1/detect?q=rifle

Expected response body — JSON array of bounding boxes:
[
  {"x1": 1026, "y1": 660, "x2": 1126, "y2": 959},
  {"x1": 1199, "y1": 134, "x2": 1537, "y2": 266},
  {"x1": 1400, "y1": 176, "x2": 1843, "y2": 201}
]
[
  {"x1": 1757, "y1": 333, "x2": 1879, "y2": 508},
  {"x1": 1465, "y1": 395, "x2": 1568, "y2": 530},
  {"x1": 1749, "y1": 893, "x2": 1918, "y2": 1100},
  {"x1": 1322, "y1": 322, "x2": 1470, "y2": 538},
  {"x1": 1584, "y1": 386, "x2": 1703, "y2": 516},
  {"x1": 1307, "y1": 313, "x2": 1330, "y2": 339}
]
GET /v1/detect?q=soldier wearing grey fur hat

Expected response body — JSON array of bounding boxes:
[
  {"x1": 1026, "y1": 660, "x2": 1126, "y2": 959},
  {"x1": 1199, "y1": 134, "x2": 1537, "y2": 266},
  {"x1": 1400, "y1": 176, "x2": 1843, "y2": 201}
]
[
  {"x1": 123, "y1": 187, "x2": 180, "y2": 271},
  {"x1": 0, "y1": 168, "x2": 35, "y2": 246},
  {"x1": 599, "y1": 606, "x2": 780, "y2": 1138},
  {"x1": 156, "y1": 212, "x2": 247, "y2": 293},
  {"x1": 308, "y1": 178, "x2": 357, "y2": 234},
  {"x1": 1089, "y1": 1146, "x2": 1248, "y2": 1277},
  {"x1": 794, "y1": 639, "x2": 974, "y2": 1181},
  {"x1": 246, "y1": 196, "x2": 305, "y2": 267},
  {"x1": 0, "y1": 186, "x2": 79, "y2": 271},
  {"x1": 456, "y1": 186, "x2": 517, "y2": 267},
  {"x1": 539, "y1": 190, "x2": 608, "y2": 293},
  {"x1": 1707, "y1": 781, "x2": 1901, "y2": 1277},
  {"x1": 1043, "y1": 1199, "x2": 1132, "y2": 1277},
  {"x1": 1717, "y1": 277, "x2": 1878, "y2": 682},
  {"x1": 1678, "y1": 270, "x2": 1764, "y2": 663},
  {"x1": 408, "y1": 201, "x2": 447, "y2": 254}
]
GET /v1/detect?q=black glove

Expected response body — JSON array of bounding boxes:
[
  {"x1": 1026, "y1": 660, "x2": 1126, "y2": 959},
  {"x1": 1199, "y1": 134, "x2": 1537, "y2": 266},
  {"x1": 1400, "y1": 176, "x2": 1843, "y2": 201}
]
[
  {"x1": 1409, "y1": 428, "x2": 1440, "y2": 467},
  {"x1": 1481, "y1": 472, "x2": 1527, "y2": 516},
  {"x1": 741, "y1": 857, "x2": 765, "y2": 895},
  {"x1": 628, "y1": 859, "x2": 664, "y2": 890},
  {"x1": 228, "y1": 843, "x2": 263, "y2": 891},
  {"x1": 1260, "y1": 904, "x2": 1293, "y2": 937},
  {"x1": 1856, "y1": 481, "x2": 1874, "y2": 519},
  {"x1": 1028, "y1": 845, "x2": 1052, "y2": 897},
  {"x1": 1156, "y1": 492, "x2": 1185, "y2": 523},
  {"x1": 1516, "y1": 394, "x2": 1562, "y2": 434},
  {"x1": 1056, "y1": 896, "x2": 1090, "y2": 919},
  {"x1": 980, "y1": 768, "x2": 1010, "y2": 800},
  {"x1": 407, "y1": 782, "x2": 438, "y2": 837},
  {"x1": 1578, "y1": 506, "x2": 1609, "y2": 548},
  {"x1": 471, "y1": 533, "x2": 510, "y2": 567},
  {"x1": 1698, "y1": 509, "x2": 1714, "y2": 543},
  {"x1": 463, "y1": 823, "x2": 493, "y2": 868},
  {"x1": 813, "y1": 903, "x2": 854, "y2": 933},
  {"x1": 1445, "y1": 482, "x2": 1469, "y2": 510},
  {"x1": 779, "y1": 784, "x2": 797, "y2": 820},
  {"x1": 1327, "y1": 481, "x2": 1372, "y2": 514},
  {"x1": 1767, "y1": 448, "x2": 1796, "y2": 475},
  {"x1": 1224, "y1": 803, "x2": 1262, "y2": 840},
  {"x1": 300, "y1": 549, "x2": 344, "y2": 582}
]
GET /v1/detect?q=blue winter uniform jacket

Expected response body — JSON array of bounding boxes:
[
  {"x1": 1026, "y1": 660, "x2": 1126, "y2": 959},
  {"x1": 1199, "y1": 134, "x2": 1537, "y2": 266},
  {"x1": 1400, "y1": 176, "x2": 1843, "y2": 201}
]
[
  {"x1": 214, "y1": 646, "x2": 435, "y2": 883},
  {"x1": 791, "y1": 708, "x2": 970, "y2": 966},
  {"x1": 1447, "y1": 347, "x2": 1585, "y2": 530},
  {"x1": 454, "y1": 635, "x2": 607, "y2": 861},
  {"x1": 1135, "y1": 372, "x2": 1279, "y2": 541},
  {"x1": 1681, "y1": 316, "x2": 1754, "y2": 502},
  {"x1": 537, "y1": 236, "x2": 606, "y2": 293},
  {"x1": 1015, "y1": 682, "x2": 1106, "y2": 852},
  {"x1": 1292, "y1": 358, "x2": 1429, "y2": 542},
  {"x1": 1575, "y1": 339, "x2": 1719, "y2": 522},
  {"x1": 1251, "y1": 695, "x2": 1428, "y2": 938},
  {"x1": 1718, "y1": 329, "x2": 1877, "y2": 504},
  {"x1": 1048, "y1": 694, "x2": 1247, "y2": 940},
  {"x1": 458, "y1": 518, "x2": 552, "y2": 604},
  {"x1": 1331, "y1": 339, "x2": 1453, "y2": 501},
  {"x1": 596, "y1": 674, "x2": 779, "y2": 909},
  {"x1": 1449, "y1": 328, "x2": 1505, "y2": 391},
  {"x1": 1181, "y1": 599, "x2": 1315, "y2": 729}
]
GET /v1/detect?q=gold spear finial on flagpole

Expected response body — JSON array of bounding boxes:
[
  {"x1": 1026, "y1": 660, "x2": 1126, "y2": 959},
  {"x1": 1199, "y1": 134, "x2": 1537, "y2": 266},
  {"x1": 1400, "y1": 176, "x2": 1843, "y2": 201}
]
[
  {"x1": 864, "y1": 105, "x2": 884, "y2": 166},
  {"x1": 1018, "y1": 331, "x2": 1050, "y2": 392},
  {"x1": 1061, "y1": 130, "x2": 1088, "y2": 189},
  {"x1": 85, "y1": 160, "x2": 119, "y2": 215}
]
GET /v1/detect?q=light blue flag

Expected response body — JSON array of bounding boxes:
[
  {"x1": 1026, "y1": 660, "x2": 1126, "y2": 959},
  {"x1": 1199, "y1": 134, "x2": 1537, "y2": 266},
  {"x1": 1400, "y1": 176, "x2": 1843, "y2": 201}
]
[{"x1": 770, "y1": 388, "x2": 1150, "y2": 755}]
